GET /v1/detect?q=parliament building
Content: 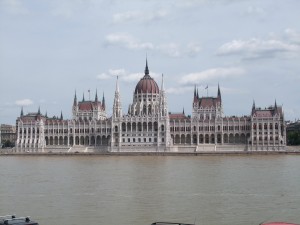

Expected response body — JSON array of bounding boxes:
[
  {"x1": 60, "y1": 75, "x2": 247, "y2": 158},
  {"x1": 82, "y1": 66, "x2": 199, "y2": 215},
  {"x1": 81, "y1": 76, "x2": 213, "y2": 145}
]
[{"x1": 15, "y1": 60, "x2": 286, "y2": 152}]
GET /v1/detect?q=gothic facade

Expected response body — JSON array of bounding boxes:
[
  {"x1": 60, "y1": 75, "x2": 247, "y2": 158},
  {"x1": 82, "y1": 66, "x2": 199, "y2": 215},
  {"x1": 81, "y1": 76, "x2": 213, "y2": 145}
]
[{"x1": 15, "y1": 60, "x2": 286, "y2": 152}]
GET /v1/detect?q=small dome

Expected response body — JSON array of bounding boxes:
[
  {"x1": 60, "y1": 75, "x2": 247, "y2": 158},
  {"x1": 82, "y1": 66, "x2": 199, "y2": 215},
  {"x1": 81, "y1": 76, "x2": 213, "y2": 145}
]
[{"x1": 134, "y1": 59, "x2": 160, "y2": 94}]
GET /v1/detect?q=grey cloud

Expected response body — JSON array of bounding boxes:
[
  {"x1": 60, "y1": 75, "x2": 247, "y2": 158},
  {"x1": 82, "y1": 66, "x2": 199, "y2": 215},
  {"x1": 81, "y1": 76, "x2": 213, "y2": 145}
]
[
  {"x1": 217, "y1": 37, "x2": 300, "y2": 59},
  {"x1": 113, "y1": 10, "x2": 168, "y2": 24},
  {"x1": 105, "y1": 33, "x2": 201, "y2": 58}
]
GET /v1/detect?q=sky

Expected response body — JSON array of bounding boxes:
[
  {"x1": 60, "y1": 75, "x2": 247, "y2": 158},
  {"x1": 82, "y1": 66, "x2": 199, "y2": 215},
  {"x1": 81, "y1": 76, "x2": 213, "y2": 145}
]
[{"x1": 0, "y1": 0, "x2": 300, "y2": 125}]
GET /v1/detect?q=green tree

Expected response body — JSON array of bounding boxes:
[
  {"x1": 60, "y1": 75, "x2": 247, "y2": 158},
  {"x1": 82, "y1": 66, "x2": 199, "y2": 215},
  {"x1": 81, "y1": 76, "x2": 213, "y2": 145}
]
[
  {"x1": 287, "y1": 131, "x2": 300, "y2": 145},
  {"x1": 1, "y1": 140, "x2": 15, "y2": 148}
]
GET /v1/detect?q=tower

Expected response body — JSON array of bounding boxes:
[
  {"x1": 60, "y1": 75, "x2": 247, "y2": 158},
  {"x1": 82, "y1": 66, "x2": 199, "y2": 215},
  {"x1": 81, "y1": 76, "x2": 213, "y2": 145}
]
[
  {"x1": 113, "y1": 76, "x2": 122, "y2": 118},
  {"x1": 72, "y1": 90, "x2": 78, "y2": 119}
]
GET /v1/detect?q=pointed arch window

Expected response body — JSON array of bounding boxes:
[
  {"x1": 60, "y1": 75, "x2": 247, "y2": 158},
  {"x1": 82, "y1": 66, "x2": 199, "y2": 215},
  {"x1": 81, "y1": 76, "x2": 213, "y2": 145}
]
[{"x1": 148, "y1": 105, "x2": 152, "y2": 115}]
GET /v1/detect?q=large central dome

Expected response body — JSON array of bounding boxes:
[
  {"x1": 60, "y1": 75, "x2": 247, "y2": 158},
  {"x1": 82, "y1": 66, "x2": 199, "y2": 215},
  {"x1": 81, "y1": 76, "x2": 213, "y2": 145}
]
[{"x1": 134, "y1": 60, "x2": 159, "y2": 94}]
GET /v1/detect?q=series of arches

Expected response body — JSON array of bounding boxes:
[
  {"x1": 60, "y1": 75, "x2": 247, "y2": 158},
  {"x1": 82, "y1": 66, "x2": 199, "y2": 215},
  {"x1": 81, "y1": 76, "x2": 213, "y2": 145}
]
[
  {"x1": 171, "y1": 133, "x2": 250, "y2": 145},
  {"x1": 118, "y1": 122, "x2": 163, "y2": 133},
  {"x1": 45, "y1": 135, "x2": 111, "y2": 146}
]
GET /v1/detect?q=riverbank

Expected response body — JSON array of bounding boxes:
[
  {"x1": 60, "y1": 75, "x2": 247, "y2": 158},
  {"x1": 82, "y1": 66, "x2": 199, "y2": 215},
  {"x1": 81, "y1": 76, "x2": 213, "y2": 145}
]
[
  {"x1": 1, "y1": 145, "x2": 300, "y2": 156},
  {"x1": 1, "y1": 150, "x2": 300, "y2": 156}
]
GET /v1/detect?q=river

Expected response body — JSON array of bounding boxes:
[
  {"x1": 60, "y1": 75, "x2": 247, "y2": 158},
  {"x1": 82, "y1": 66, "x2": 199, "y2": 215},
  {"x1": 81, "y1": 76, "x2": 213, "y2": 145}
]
[{"x1": 0, "y1": 155, "x2": 299, "y2": 225}]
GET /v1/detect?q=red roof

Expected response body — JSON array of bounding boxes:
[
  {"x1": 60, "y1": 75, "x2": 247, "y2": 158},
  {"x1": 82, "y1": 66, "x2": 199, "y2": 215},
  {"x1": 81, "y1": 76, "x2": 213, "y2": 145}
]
[
  {"x1": 253, "y1": 106, "x2": 282, "y2": 117},
  {"x1": 169, "y1": 113, "x2": 188, "y2": 120},
  {"x1": 134, "y1": 74, "x2": 159, "y2": 94},
  {"x1": 197, "y1": 97, "x2": 221, "y2": 108},
  {"x1": 78, "y1": 101, "x2": 102, "y2": 111}
]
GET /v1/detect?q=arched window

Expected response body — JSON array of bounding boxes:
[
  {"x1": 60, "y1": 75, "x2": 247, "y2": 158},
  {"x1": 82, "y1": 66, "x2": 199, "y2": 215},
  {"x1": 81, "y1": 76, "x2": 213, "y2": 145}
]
[
  {"x1": 148, "y1": 105, "x2": 152, "y2": 115},
  {"x1": 154, "y1": 122, "x2": 158, "y2": 131},
  {"x1": 122, "y1": 123, "x2": 126, "y2": 132}
]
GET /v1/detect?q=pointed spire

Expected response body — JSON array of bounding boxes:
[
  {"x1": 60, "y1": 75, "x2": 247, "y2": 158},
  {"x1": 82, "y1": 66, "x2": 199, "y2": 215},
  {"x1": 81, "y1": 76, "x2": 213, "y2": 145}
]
[
  {"x1": 252, "y1": 100, "x2": 256, "y2": 114},
  {"x1": 274, "y1": 99, "x2": 278, "y2": 113},
  {"x1": 102, "y1": 92, "x2": 105, "y2": 110},
  {"x1": 193, "y1": 85, "x2": 198, "y2": 103},
  {"x1": 113, "y1": 76, "x2": 122, "y2": 118},
  {"x1": 38, "y1": 106, "x2": 41, "y2": 115},
  {"x1": 196, "y1": 87, "x2": 199, "y2": 99},
  {"x1": 73, "y1": 90, "x2": 77, "y2": 106},
  {"x1": 45, "y1": 111, "x2": 48, "y2": 118},
  {"x1": 116, "y1": 76, "x2": 119, "y2": 92},
  {"x1": 144, "y1": 57, "x2": 149, "y2": 75},
  {"x1": 20, "y1": 107, "x2": 24, "y2": 117},
  {"x1": 95, "y1": 89, "x2": 98, "y2": 102},
  {"x1": 82, "y1": 93, "x2": 85, "y2": 102},
  {"x1": 60, "y1": 111, "x2": 63, "y2": 120},
  {"x1": 183, "y1": 107, "x2": 185, "y2": 115},
  {"x1": 218, "y1": 83, "x2": 221, "y2": 98}
]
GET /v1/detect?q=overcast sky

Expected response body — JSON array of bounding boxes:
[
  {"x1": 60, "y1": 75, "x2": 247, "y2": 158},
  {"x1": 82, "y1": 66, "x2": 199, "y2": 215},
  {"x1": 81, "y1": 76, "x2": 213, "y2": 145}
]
[{"x1": 1, "y1": 0, "x2": 300, "y2": 125}]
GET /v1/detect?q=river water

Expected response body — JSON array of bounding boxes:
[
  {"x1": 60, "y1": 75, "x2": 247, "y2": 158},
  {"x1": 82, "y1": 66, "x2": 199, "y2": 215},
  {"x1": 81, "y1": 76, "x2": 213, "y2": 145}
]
[{"x1": 0, "y1": 155, "x2": 299, "y2": 225}]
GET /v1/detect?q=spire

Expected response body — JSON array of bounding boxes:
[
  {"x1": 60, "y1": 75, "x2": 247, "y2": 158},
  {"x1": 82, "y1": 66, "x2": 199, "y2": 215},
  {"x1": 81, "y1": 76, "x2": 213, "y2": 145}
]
[
  {"x1": 73, "y1": 90, "x2": 77, "y2": 106},
  {"x1": 38, "y1": 106, "x2": 41, "y2": 115},
  {"x1": 252, "y1": 100, "x2": 256, "y2": 114},
  {"x1": 113, "y1": 76, "x2": 122, "y2": 118},
  {"x1": 95, "y1": 89, "x2": 98, "y2": 102},
  {"x1": 196, "y1": 87, "x2": 199, "y2": 99},
  {"x1": 183, "y1": 107, "x2": 185, "y2": 115},
  {"x1": 144, "y1": 57, "x2": 149, "y2": 75},
  {"x1": 82, "y1": 93, "x2": 85, "y2": 102},
  {"x1": 194, "y1": 84, "x2": 198, "y2": 102},
  {"x1": 116, "y1": 76, "x2": 119, "y2": 92},
  {"x1": 102, "y1": 92, "x2": 105, "y2": 110},
  {"x1": 20, "y1": 107, "x2": 24, "y2": 117},
  {"x1": 274, "y1": 99, "x2": 278, "y2": 113},
  {"x1": 60, "y1": 111, "x2": 63, "y2": 120},
  {"x1": 45, "y1": 111, "x2": 48, "y2": 118},
  {"x1": 218, "y1": 83, "x2": 221, "y2": 98}
]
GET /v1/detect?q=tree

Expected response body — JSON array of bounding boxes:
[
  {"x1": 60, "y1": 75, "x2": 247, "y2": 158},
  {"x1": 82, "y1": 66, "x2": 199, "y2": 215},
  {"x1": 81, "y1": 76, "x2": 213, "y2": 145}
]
[
  {"x1": 287, "y1": 131, "x2": 300, "y2": 145},
  {"x1": 1, "y1": 140, "x2": 15, "y2": 148}
]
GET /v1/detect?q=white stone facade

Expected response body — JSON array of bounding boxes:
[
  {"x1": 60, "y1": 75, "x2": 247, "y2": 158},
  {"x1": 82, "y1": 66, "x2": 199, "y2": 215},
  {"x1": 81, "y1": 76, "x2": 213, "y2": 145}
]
[{"x1": 15, "y1": 61, "x2": 286, "y2": 152}]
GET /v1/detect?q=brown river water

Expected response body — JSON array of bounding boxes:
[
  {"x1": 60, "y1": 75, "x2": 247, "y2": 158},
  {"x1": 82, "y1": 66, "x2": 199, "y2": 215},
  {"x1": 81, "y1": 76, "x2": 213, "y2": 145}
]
[{"x1": 0, "y1": 155, "x2": 299, "y2": 225}]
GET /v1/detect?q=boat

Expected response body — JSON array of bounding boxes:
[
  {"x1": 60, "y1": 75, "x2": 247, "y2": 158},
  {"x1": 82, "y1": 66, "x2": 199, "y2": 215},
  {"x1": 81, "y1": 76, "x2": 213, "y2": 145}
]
[
  {"x1": 151, "y1": 222, "x2": 194, "y2": 225},
  {"x1": 0, "y1": 215, "x2": 39, "y2": 225}
]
